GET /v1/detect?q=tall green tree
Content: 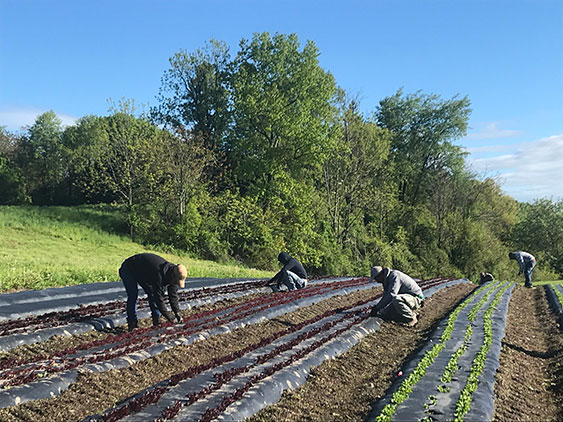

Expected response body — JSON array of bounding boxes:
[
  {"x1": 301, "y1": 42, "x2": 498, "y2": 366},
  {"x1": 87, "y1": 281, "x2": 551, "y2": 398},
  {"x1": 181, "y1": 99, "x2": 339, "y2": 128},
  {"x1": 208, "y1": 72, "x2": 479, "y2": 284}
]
[
  {"x1": 322, "y1": 93, "x2": 392, "y2": 246},
  {"x1": 376, "y1": 89, "x2": 471, "y2": 206},
  {"x1": 17, "y1": 111, "x2": 66, "y2": 203},
  {"x1": 513, "y1": 199, "x2": 563, "y2": 276},
  {"x1": 229, "y1": 32, "x2": 337, "y2": 203},
  {"x1": 62, "y1": 115, "x2": 117, "y2": 204},
  {"x1": 153, "y1": 40, "x2": 232, "y2": 152},
  {"x1": 0, "y1": 126, "x2": 26, "y2": 204}
]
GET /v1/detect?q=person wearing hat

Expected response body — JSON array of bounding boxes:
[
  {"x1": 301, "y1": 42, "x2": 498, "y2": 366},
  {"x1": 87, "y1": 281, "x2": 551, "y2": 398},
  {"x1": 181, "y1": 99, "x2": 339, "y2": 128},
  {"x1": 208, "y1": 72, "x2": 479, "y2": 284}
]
[
  {"x1": 508, "y1": 251, "x2": 536, "y2": 288},
  {"x1": 368, "y1": 266, "x2": 424, "y2": 327},
  {"x1": 119, "y1": 253, "x2": 187, "y2": 331},
  {"x1": 267, "y1": 251, "x2": 308, "y2": 292}
]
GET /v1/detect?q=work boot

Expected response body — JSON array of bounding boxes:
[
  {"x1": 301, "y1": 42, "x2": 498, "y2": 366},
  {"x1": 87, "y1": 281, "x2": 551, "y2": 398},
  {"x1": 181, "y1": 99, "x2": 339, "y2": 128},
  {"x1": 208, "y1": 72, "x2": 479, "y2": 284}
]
[
  {"x1": 270, "y1": 285, "x2": 281, "y2": 293},
  {"x1": 127, "y1": 318, "x2": 138, "y2": 332},
  {"x1": 152, "y1": 314, "x2": 161, "y2": 327}
]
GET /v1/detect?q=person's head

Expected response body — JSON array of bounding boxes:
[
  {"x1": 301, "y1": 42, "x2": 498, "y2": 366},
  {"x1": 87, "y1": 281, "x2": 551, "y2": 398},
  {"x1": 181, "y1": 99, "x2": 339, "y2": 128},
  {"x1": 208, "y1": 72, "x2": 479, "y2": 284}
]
[
  {"x1": 173, "y1": 264, "x2": 187, "y2": 288},
  {"x1": 508, "y1": 252, "x2": 515, "y2": 260},
  {"x1": 368, "y1": 266, "x2": 384, "y2": 283},
  {"x1": 278, "y1": 252, "x2": 291, "y2": 264}
]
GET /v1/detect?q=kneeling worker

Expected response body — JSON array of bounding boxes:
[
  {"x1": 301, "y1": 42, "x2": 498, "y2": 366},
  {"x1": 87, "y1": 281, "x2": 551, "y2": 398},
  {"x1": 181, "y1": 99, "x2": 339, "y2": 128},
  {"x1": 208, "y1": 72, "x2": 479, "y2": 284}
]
[
  {"x1": 119, "y1": 253, "x2": 187, "y2": 331},
  {"x1": 479, "y1": 272, "x2": 494, "y2": 284},
  {"x1": 267, "y1": 252, "x2": 308, "y2": 291},
  {"x1": 368, "y1": 266, "x2": 423, "y2": 327}
]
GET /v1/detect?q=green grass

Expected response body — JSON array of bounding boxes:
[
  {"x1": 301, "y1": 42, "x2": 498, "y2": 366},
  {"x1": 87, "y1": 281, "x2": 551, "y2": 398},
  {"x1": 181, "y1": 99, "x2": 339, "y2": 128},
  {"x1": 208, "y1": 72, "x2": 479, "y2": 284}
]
[
  {"x1": 528, "y1": 280, "x2": 563, "y2": 286},
  {"x1": 0, "y1": 205, "x2": 273, "y2": 292}
]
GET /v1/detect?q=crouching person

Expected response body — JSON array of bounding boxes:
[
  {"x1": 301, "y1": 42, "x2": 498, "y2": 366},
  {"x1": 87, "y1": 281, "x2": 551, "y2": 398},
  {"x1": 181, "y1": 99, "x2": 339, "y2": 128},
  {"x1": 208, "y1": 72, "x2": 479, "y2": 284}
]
[
  {"x1": 479, "y1": 272, "x2": 494, "y2": 284},
  {"x1": 119, "y1": 253, "x2": 187, "y2": 331},
  {"x1": 267, "y1": 252, "x2": 308, "y2": 292},
  {"x1": 368, "y1": 266, "x2": 423, "y2": 327}
]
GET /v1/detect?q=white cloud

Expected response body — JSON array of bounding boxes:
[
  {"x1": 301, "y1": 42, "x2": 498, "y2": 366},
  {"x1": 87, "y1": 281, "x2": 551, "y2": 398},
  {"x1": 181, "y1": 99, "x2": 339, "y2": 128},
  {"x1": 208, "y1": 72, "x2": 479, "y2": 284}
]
[
  {"x1": 467, "y1": 134, "x2": 563, "y2": 202},
  {"x1": 466, "y1": 121, "x2": 522, "y2": 141},
  {"x1": 463, "y1": 144, "x2": 512, "y2": 154},
  {"x1": 0, "y1": 108, "x2": 77, "y2": 132}
]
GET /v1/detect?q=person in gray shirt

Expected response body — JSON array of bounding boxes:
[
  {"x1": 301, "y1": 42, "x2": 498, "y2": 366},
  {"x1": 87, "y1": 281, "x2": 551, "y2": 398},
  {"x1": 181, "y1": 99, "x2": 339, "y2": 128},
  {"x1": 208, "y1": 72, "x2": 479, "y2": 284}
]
[
  {"x1": 509, "y1": 251, "x2": 536, "y2": 288},
  {"x1": 368, "y1": 266, "x2": 424, "y2": 326}
]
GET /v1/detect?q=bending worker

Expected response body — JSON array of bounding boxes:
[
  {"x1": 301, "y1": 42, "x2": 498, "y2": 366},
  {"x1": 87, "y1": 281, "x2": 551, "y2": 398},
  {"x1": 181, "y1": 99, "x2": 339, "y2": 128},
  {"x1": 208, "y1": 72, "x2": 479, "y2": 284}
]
[
  {"x1": 368, "y1": 266, "x2": 423, "y2": 327},
  {"x1": 119, "y1": 252, "x2": 187, "y2": 331},
  {"x1": 508, "y1": 251, "x2": 536, "y2": 288},
  {"x1": 267, "y1": 251, "x2": 308, "y2": 291}
]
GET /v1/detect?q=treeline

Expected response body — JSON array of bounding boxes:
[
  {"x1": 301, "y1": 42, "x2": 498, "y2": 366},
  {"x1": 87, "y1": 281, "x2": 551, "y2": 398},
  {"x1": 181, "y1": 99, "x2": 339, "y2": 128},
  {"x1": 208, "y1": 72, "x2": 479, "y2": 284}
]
[{"x1": 1, "y1": 33, "x2": 561, "y2": 279}]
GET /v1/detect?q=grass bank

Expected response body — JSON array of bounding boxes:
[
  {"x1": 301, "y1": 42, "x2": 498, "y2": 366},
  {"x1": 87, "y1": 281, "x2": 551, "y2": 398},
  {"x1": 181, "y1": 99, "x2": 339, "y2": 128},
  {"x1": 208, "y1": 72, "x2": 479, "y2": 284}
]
[{"x1": 0, "y1": 205, "x2": 273, "y2": 292}]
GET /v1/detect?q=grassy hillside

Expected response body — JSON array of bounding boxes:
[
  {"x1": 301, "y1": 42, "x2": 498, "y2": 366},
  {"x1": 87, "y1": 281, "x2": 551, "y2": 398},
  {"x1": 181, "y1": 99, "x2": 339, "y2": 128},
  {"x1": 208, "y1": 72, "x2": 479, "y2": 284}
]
[{"x1": 0, "y1": 205, "x2": 273, "y2": 292}]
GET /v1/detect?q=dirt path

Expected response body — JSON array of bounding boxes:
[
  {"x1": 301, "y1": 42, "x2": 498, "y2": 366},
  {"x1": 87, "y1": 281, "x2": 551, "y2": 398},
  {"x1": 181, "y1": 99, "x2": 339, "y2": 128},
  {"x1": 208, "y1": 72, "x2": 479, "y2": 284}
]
[
  {"x1": 493, "y1": 285, "x2": 563, "y2": 421},
  {"x1": 248, "y1": 283, "x2": 476, "y2": 422}
]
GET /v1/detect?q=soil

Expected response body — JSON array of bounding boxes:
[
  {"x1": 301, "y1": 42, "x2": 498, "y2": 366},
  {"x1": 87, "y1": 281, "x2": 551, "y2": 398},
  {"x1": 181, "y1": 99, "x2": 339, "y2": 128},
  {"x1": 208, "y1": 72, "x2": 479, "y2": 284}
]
[
  {"x1": 5, "y1": 282, "x2": 558, "y2": 422},
  {"x1": 0, "y1": 293, "x2": 267, "y2": 362},
  {"x1": 0, "y1": 285, "x2": 383, "y2": 422},
  {"x1": 248, "y1": 283, "x2": 476, "y2": 422},
  {"x1": 493, "y1": 285, "x2": 563, "y2": 422}
]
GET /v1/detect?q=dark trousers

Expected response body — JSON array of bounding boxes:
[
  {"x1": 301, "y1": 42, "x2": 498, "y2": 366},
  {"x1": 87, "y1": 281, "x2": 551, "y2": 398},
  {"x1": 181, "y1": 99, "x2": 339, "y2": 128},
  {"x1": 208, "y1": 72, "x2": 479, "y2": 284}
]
[{"x1": 119, "y1": 266, "x2": 161, "y2": 321}]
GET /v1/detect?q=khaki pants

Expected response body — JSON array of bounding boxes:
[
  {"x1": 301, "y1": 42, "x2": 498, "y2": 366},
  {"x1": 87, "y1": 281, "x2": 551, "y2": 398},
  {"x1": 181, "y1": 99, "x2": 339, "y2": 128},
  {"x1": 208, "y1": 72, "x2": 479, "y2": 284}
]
[{"x1": 380, "y1": 294, "x2": 423, "y2": 323}]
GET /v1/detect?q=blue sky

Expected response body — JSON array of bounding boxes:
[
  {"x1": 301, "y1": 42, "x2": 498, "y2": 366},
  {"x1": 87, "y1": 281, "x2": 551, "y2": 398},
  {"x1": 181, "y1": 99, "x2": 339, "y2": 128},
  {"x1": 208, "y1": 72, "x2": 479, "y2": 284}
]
[{"x1": 1, "y1": 0, "x2": 562, "y2": 202}]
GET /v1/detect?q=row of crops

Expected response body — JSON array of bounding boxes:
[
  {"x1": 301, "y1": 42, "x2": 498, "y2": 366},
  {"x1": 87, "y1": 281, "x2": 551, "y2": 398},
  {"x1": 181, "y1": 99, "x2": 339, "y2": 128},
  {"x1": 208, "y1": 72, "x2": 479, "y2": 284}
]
[{"x1": 2, "y1": 277, "x2": 560, "y2": 421}]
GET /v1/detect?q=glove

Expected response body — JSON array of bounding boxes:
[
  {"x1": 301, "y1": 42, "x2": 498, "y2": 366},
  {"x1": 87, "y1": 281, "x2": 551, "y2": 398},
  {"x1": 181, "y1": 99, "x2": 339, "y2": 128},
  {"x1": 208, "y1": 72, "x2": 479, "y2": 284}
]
[{"x1": 175, "y1": 314, "x2": 183, "y2": 324}]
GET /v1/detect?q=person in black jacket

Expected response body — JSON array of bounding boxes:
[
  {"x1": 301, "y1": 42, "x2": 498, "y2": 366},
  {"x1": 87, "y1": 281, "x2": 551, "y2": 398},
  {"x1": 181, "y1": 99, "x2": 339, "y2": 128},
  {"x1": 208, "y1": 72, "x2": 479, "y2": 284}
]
[
  {"x1": 119, "y1": 253, "x2": 187, "y2": 331},
  {"x1": 267, "y1": 252, "x2": 308, "y2": 291}
]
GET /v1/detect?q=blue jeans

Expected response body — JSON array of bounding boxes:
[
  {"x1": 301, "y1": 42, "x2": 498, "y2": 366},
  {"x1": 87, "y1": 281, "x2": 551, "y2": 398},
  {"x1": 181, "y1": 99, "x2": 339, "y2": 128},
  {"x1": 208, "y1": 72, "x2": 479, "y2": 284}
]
[
  {"x1": 524, "y1": 260, "x2": 536, "y2": 286},
  {"x1": 119, "y1": 266, "x2": 161, "y2": 321},
  {"x1": 279, "y1": 270, "x2": 307, "y2": 291}
]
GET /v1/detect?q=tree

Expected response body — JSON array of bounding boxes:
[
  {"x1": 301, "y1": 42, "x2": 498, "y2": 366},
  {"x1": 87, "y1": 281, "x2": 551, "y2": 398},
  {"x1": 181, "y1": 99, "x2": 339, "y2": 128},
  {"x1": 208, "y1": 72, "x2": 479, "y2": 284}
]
[
  {"x1": 0, "y1": 156, "x2": 25, "y2": 204},
  {"x1": 513, "y1": 199, "x2": 563, "y2": 276},
  {"x1": 376, "y1": 89, "x2": 471, "y2": 206},
  {"x1": 228, "y1": 32, "x2": 337, "y2": 203},
  {"x1": 322, "y1": 93, "x2": 392, "y2": 245},
  {"x1": 62, "y1": 115, "x2": 117, "y2": 204},
  {"x1": 153, "y1": 40, "x2": 232, "y2": 152},
  {"x1": 17, "y1": 111, "x2": 66, "y2": 203}
]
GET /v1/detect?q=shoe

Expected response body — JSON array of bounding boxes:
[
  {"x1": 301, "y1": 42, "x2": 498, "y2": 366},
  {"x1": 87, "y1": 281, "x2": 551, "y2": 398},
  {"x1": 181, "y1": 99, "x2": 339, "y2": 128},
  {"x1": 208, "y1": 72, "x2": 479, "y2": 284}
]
[
  {"x1": 406, "y1": 315, "x2": 418, "y2": 327},
  {"x1": 152, "y1": 315, "x2": 161, "y2": 327},
  {"x1": 127, "y1": 318, "x2": 138, "y2": 332},
  {"x1": 525, "y1": 284, "x2": 533, "y2": 288}
]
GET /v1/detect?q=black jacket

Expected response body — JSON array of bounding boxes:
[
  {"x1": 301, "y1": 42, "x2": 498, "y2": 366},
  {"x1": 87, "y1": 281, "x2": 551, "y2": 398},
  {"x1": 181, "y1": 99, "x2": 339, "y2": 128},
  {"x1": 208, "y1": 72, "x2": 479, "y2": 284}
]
[
  {"x1": 121, "y1": 253, "x2": 180, "y2": 321},
  {"x1": 270, "y1": 252, "x2": 308, "y2": 286}
]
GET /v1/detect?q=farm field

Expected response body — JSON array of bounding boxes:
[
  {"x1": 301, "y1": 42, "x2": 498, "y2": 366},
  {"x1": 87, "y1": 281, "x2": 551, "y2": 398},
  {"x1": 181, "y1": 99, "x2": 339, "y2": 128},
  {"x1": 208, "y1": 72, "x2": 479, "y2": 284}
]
[
  {"x1": 0, "y1": 205, "x2": 273, "y2": 292},
  {"x1": 0, "y1": 278, "x2": 561, "y2": 421}
]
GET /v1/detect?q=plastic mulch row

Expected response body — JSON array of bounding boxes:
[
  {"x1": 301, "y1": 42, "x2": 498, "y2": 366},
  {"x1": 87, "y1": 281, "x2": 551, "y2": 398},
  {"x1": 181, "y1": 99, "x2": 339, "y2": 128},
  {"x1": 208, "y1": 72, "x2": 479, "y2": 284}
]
[
  {"x1": 366, "y1": 281, "x2": 514, "y2": 422},
  {"x1": 81, "y1": 279, "x2": 467, "y2": 422},
  {"x1": 0, "y1": 277, "x2": 372, "y2": 409}
]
